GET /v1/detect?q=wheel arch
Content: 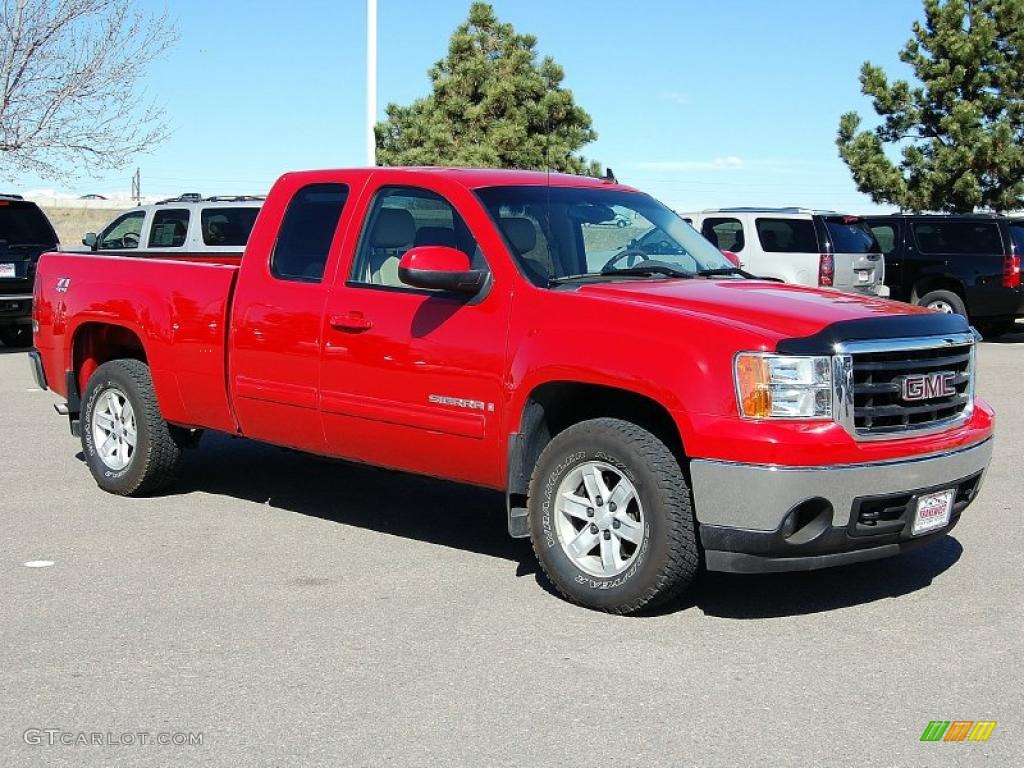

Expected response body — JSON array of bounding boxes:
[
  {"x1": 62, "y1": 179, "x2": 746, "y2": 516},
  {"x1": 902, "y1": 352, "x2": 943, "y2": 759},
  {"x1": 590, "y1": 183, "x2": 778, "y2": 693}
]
[
  {"x1": 911, "y1": 276, "x2": 968, "y2": 308},
  {"x1": 505, "y1": 379, "x2": 687, "y2": 537}
]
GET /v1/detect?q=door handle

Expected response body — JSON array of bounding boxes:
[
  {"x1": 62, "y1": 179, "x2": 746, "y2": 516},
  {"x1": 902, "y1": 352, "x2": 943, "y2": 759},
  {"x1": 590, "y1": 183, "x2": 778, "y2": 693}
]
[{"x1": 330, "y1": 312, "x2": 373, "y2": 332}]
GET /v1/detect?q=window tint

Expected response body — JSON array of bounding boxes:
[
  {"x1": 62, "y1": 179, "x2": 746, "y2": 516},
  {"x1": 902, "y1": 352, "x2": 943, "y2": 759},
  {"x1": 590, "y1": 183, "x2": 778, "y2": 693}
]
[
  {"x1": 201, "y1": 207, "x2": 260, "y2": 246},
  {"x1": 350, "y1": 186, "x2": 482, "y2": 288},
  {"x1": 755, "y1": 218, "x2": 819, "y2": 253},
  {"x1": 148, "y1": 208, "x2": 189, "y2": 247},
  {"x1": 1010, "y1": 223, "x2": 1024, "y2": 254},
  {"x1": 912, "y1": 221, "x2": 1002, "y2": 254},
  {"x1": 99, "y1": 210, "x2": 145, "y2": 250},
  {"x1": 869, "y1": 223, "x2": 899, "y2": 255},
  {"x1": 271, "y1": 184, "x2": 348, "y2": 282},
  {"x1": 702, "y1": 217, "x2": 745, "y2": 252},
  {"x1": 823, "y1": 215, "x2": 879, "y2": 253},
  {"x1": 0, "y1": 202, "x2": 58, "y2": 245}
]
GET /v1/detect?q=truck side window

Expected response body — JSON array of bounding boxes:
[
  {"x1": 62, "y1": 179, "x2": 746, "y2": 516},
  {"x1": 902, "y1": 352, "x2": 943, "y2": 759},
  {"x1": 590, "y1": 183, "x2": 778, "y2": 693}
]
[
  {"x1": 350, "y1": 186, "x2": 483, "y2": 289},
  {"x1": 99, "y1": 210, "x2": 145, "y2": 250},
  {"x1": 271, "y1": 183, "x2": 349, "y2": 282},
  {"x1": 701, "y1": 217, "x2": 745, "y2": 252},
  {"x1": 148, "y1": 209, "x2": 189, "y2": 248}
]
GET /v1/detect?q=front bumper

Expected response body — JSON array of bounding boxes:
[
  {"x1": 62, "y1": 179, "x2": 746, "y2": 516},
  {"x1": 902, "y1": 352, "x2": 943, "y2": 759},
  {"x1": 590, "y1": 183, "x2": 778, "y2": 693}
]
[{"x1": 690, "y1": 437, "x2": 992, "y2": 573}]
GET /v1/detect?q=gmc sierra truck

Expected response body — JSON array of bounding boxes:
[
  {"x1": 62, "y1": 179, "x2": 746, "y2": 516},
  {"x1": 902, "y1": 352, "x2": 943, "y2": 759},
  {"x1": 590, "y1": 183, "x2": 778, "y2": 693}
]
[{"x1": 30, "y1": 168, "x2": 994, "y2": 613}]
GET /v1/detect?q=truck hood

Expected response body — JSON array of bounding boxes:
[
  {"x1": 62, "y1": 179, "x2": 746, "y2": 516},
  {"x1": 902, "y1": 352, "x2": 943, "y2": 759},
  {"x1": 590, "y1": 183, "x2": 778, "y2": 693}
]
[{"x1": 574, "y1": 278, "x2": 933, "y2": 341}]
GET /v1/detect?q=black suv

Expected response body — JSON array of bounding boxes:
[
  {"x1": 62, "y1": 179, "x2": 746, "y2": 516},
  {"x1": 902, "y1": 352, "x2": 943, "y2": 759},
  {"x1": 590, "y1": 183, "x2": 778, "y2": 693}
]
[
  {"x1": 0, "y1": 194, "x2": 59, "y2": 347},
  {"x1": 865, "y1": 214, "x2": 1023, "y2": 335}
]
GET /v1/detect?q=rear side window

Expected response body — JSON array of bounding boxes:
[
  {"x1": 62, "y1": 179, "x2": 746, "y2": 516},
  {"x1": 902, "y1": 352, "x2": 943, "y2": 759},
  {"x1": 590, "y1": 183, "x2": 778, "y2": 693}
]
[
  {"x1": 271, "y1": 184, "x2": 349, "y2": 282},
  {"x1": 869, "y1": 222, "x2": 899, "y2": 255},
  {"x1": 0, "y1": 201, "x2": 58, "y2": 245},
  {"x1": 202, "y1": 207, "x2": 260, "y2": 246},
  {"x1": 823, "y1": 215, "x2": 879, "y2": 253},
  {"x1": 912, "y1": 221, "x2": 1002, "y2": 254},
  {"x1": 701, "y1": 217, "x2": 744, "y2": 252},
  {"x1": 755, "y1": 218, "x2": 818, "y2": 253},
  {"x1": 1010, "y1": 223, "x2": 1024, "y2": 254},
  {"x1": 148, "y1": 208, "x2": 189, "y2": 247}
]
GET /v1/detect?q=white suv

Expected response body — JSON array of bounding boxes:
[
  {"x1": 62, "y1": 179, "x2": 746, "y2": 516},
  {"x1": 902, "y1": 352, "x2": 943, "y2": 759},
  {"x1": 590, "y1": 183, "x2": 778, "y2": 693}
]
[
  {"x1": 681, "y1": 207, "x2": 887, "y2": 296},
  {"x1": 82, "y1": 195, "x2": 264, "y2": 258}
]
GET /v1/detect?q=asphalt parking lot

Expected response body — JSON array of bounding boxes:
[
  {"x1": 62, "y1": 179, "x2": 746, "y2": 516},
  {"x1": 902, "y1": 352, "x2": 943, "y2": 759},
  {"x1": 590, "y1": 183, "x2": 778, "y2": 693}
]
[{"x1": 1, "y1": 335, "x2": 1021, "y2": 767}]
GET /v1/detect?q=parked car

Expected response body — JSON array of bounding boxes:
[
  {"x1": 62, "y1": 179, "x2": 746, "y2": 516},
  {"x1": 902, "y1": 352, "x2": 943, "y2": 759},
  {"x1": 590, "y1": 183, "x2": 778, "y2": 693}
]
[
  {"x1": 0, "y1": 194, "x2": 59, "y2": 347},
  {"x1": 31, "y1": 168, "x2": 993, "y2": 613},
  {"x1": 82, "y1": 194, "x2": 265, "y2": 261},
  {"x1": 681, "y1": 207, "x2": 887, "y2": 297},
  {"x1": 78, "y1": 194, "x2": 108, "y2": 200},
  {"x1": 864, "y1": 214, "x2": 1023, "y2": 335}
]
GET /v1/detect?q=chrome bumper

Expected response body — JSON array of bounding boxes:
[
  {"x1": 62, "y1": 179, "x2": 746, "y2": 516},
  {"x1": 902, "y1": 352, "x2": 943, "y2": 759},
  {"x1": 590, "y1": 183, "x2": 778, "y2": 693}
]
[{"x1": 690, "y1": 438, "x2": 993, "y2": 531}]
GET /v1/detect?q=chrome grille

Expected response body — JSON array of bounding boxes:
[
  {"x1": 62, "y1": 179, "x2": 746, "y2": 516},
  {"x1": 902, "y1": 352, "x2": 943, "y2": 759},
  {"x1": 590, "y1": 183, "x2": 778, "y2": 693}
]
[{"x1": 837, "y1": 334, "x2": 975, "y2": 439}]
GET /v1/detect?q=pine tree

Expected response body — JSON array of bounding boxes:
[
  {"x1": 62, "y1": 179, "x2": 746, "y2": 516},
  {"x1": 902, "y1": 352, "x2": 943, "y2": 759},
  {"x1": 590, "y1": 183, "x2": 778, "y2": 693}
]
[
  {"x1": 836, "y1": 0, "x2": 1024, "y2": 212},
  {"x1": 375, "y1": 2, "x2": 601, "y2": 174}
]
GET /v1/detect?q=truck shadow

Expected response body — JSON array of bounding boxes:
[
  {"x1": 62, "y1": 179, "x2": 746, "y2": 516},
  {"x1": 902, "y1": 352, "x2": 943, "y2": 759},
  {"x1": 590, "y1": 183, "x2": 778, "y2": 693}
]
[{"x1": 171, "y1": 432, "x2": 963, "y2": 619}]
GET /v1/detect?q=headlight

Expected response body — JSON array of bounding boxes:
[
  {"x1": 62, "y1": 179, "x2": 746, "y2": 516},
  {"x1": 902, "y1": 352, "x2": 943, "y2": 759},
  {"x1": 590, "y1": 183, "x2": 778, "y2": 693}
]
[{"x1": 735, "y1": 353, "x2": 832, "y2": 419}]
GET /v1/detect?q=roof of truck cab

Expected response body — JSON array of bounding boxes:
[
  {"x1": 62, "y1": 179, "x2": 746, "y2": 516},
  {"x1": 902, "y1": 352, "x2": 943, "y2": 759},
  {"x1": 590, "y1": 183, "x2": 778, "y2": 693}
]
[{"x1": 278, "y1": 167, "x2": 638, "y2": 192}]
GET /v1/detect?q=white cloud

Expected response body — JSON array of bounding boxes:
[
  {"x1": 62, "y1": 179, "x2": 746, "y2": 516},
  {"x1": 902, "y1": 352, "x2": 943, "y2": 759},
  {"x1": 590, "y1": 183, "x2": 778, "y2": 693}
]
[{"x1": 627, "y1": 156, "x2": 745, "y2": 172}]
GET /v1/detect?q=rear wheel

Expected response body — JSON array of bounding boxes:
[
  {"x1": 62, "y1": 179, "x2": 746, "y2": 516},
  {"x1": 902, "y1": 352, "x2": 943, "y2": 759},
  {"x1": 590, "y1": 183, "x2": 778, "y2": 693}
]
[
  {"x1": 80, "y1": 359, "x2": 183, "y2": 496},
  {"x1": 528, "y1": 418, "x2": 699, "y2": 614},
  {"x1": 0, "y1": 325, "x2": 32, "y2": 348},
  {"x1": 916, "y1": 289, "x2": 966, "y2": 317}
]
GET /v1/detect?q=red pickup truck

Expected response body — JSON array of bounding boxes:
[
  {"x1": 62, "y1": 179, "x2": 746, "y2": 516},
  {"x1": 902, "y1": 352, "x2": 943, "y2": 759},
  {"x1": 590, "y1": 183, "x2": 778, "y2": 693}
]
[{"x1": 30, "y1": 168, "x2": 994, "y2": 613}]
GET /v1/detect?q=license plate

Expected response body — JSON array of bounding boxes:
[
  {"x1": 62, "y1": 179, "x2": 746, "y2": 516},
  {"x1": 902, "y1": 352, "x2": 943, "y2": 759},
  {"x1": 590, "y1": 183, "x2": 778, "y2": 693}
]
[
  {"x1": 912, "y1": 489, "x2": 955, "y2": 536},
  {"x1": 857, "y1": 270, "x2": 870, "y2": 282},
  {"x1": 0, "y1": 263, "x2": 14, "y2": 278}
]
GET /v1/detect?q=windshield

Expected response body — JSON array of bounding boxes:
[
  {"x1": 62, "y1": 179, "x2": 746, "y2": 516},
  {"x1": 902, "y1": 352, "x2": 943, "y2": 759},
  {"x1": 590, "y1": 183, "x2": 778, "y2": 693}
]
[
  {"x1": 475, "y1": 185, "x2": 732, "y2": 285},
  {"x1": 823, "y1": 215, "x2": 879, "y2": 254},
  {"x1": 0, "y1": 202, "x2": 58, "y2": 246}
]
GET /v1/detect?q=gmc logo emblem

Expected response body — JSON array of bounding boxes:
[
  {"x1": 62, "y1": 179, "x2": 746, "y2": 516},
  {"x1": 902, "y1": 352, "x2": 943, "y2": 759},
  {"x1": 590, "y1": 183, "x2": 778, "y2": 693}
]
[{"x1": 900, "y1": 371, "x2": 956, "y2": 401}]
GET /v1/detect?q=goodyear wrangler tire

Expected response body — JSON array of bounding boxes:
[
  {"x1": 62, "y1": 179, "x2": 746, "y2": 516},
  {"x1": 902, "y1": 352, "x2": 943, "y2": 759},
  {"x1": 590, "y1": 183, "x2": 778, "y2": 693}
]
[
  {"x1": 80, "y1": 359, "x2": 183, "y2": 496},
  {"x1": 528, "y1": 418, "x2": 699, "y2": 613}
]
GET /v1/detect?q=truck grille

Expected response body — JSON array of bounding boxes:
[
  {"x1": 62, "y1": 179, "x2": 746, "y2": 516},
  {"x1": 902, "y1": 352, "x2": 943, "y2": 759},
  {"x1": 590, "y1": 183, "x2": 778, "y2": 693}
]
[{"x1": 850, "y1": 342, "x2": 973, "y2": 436}]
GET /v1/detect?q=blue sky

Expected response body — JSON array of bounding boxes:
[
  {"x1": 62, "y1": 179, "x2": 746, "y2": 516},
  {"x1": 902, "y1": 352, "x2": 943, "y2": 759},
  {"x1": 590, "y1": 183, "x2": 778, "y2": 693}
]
[{"x1": 24, "y1": 0, "x2": 924, "y2": 212}]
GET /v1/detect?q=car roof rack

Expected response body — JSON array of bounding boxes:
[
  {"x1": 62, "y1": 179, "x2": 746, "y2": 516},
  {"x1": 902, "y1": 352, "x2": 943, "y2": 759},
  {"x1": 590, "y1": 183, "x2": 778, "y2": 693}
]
[
  {"x1": 0, "y1": 193, "x2": 24, "y2": 200},
  {"x1": 202, "y1": 195, "x2": 266, "y2": 202},
  {"x1": 709, "y1": 206, "x2": 843, "y2": 215}
]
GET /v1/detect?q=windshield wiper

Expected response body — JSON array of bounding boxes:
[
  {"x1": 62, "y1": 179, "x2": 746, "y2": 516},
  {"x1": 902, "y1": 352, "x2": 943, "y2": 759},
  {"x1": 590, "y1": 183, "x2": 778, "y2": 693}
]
[
  {"x1": 696, "y1": 266, "x2": 760, "y2": 279},
  {"x1": 550, "y1": 266, "x2": 696, "y2": 284}
]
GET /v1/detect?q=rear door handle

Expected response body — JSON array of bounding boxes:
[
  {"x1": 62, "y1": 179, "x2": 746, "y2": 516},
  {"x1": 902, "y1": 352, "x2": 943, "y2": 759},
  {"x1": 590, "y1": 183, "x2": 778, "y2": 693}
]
[{"x1": 330, "y1": 312, "x2": 373, "y2": 332}]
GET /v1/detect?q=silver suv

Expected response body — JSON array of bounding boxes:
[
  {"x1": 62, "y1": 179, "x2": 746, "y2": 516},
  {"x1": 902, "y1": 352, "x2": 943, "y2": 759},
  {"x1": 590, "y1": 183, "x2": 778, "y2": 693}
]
[
  {"x1": 83, "y1": 195, "x2": 264, "y2": 257},
  {"x1": 680, "y1": 207, "x2": 888, "y2": 296}
]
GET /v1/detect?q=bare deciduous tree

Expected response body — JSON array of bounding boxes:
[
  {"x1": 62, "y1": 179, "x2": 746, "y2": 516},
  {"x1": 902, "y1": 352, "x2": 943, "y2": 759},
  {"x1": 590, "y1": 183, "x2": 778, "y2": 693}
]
[{"x1": 0, "y1": 0, "x2": 177, "y2": 181}]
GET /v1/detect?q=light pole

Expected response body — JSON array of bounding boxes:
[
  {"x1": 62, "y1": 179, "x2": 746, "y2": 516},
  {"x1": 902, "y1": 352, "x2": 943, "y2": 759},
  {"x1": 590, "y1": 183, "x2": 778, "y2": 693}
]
[{"x1": 366, "y1": 0, "x2": 377, "y2": 166}]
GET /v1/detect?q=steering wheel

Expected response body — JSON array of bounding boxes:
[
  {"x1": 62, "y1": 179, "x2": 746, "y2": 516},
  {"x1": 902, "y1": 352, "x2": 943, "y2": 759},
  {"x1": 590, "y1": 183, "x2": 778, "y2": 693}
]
[
  {"x1": 121, "y1": 232, "x2": 140, "y2": 249},
  {"x1": 601, "y1": 247, "x2": 650, "y2": 272}
]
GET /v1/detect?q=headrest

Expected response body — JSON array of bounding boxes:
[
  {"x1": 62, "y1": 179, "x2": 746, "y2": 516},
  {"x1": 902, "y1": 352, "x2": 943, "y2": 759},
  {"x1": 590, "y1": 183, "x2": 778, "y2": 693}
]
[
  {"x1": 499, "y1": 217, "x2": 537, "y2": 254},
  {"x1": 372, "y1": 208, "x2": 415, "y2": 248},
  {"x1": 414, "y1": 226, "x2": 457, "y2": 248}
]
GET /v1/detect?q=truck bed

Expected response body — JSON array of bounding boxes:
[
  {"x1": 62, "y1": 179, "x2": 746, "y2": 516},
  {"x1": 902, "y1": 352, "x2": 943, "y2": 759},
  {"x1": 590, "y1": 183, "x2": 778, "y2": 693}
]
[{"x1": 34, "y1": 252, "x2": 240, "y2": 432}]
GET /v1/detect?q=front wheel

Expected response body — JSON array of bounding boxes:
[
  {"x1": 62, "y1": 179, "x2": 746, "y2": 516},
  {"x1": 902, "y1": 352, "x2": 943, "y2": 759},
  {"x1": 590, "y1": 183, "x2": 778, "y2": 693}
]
[
  {"x1": 80, "y1": 359, "x2": 183, "y2": 496},
  {"x1": 528, "y1": 418, "x2": 699, "y2": 614}
]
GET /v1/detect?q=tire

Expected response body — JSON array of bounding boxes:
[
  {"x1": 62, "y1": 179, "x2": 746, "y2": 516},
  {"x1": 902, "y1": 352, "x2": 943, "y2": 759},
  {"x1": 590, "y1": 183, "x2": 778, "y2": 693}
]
[
  {"x1": 916, "y1": 289, "x2": 966, "y2": 317},
  {"x1": 528, "y1": 417, "x2": 699, "y2": 614},
  {"x1": 0, "y1": 325, "x2": 32, "y2": 348},
  {"x1": 80, "y1": 359, "x2": 183, "y2": 496}
]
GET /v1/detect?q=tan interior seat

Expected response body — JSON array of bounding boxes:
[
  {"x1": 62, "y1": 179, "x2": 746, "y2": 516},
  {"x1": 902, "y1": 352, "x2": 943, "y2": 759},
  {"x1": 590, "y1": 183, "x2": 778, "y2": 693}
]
[{"x1": 368, "y1": 208, "x2": 415, "y2": 285}]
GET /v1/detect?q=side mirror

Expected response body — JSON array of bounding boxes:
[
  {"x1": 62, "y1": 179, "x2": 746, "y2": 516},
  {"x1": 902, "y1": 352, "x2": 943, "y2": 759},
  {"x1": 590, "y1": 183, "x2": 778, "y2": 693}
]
[
  {"x1": 82, "y1": 232, "x2": 97, "y2": 249},
  {"x1": 398, "y1": 246, "x2": 486, "y2": 294}
]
